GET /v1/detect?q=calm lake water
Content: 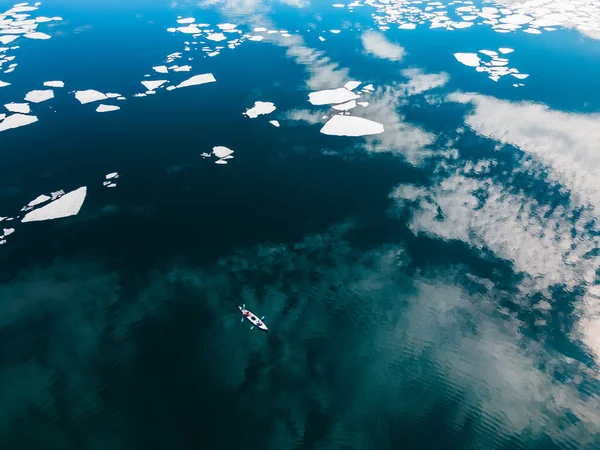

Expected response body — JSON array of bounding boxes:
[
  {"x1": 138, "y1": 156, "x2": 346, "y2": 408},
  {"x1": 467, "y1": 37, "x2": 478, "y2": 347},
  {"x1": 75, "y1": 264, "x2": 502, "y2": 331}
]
[{"x1": 2, "y1": 0, "x2": 600, "y2": 449}]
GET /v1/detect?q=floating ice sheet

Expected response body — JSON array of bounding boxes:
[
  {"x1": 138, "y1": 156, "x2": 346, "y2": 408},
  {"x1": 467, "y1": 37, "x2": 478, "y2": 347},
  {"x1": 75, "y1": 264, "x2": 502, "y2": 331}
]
[
  {"x1": 96, "y1": 104, "x2": 120, "y2": 113},
  {"x1": 244, "y1": 101, "x2": 276, "y2": 118},
  {"x1": 213, "y1": 146, "x2": 234, "y2": 158},
  {"x1": 75, "y1": 89, "x2": 107, "y2": 104},
  {"x1": 270, "y1": 120, "x2": 280, "y2": 127},
  {"x1": 22, "y1": 187, "x2": 87, "y2": 223},
  {"x1": 5, "y1": 102, "x2": 30, "y2": 113},
  {"x1": 153, "y1": 65, "x2": 168, "y2": 73},
  {"x1": 454, "y1": 52, "x2": 480, "y2": 67},
  {"x1": 308, "y1": 88, "x2": 359, "y2": 105},
  {"x1": 43, "y1": 80, "x2": 64, "y2": 88},
  {"x1": 320, "y1": 115, "x2": 384, "y2": 136},
  {"x1": 0, "y1": 36, "x2": 19, "y2": 45},
  {"x1": 176, "y1": 73, "x2": 216, "y2": 88},
  {"x1": 344, "y1": 80, "x2": 361, "y2": 91},
  {"x1": 332, "y1": 100, "x2": 357, "y2": 111},
  {"x1": 0, "y1": 113, "x2": 37, "y2": 132},
  {"x1": 206, "y1": 33, "x2": 226, "y2": 42},
  {"x1": 24, "y1": 31, "x2": 50, "y2": 39},
  {"x1": 177, "y1": 17, "x2": 195, "y2": 24},
  {"x1": 141, "y1": 80, "x2": 167, "y2": 91},
  {"x1": 499, "y1": 47, "x2": 514, "y2": 54},
  {"x1": 24, "y1": 89, "x2": 53, "y2": 103},
  {"x1": 28, "y1": 194, "x2": 50, "y2": 207}
]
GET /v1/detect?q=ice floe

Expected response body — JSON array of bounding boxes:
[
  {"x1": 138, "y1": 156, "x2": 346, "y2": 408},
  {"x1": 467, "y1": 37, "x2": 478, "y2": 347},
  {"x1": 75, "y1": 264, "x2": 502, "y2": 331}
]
[
  {"x1": 244, "y1": 101, "x2": 276, "y2": 118},
  {"x1": 0, "y1": 81, "x2": 9, "y2": 88},
  {"x1": 153, "y1": 65, "x2": 168, "y2": 73},
  {"x1": 249, "y1": 35, "x2": 264, "y2": 41},
  {"x1": 106, "y1": 172, "x2": 119, "y2": 179},
  {"x1": 213, "y1": 146, "x2": 234, "y2": 158},
  {"x1": 0, "y1": 36, "x2": 19, "y2": 45},
  {"x1": 499, "y1": 47, "x2": 514, "y2": 54},
  {"x1": 332, "y1": 100, "x2": 357, "y2": 111},
  {"x1": 22, "y1": 186, "x2": 87, "y2": 223},
  {"x1": 141, "y1": 80, "x2": 167, "y2": 91},
  {"x1": 0, "y1": 113, "x2": 37, "y2": 132},
  {"x1": 344, "y1": 80, "x2": 361, "y2": 91},
  {"x1": 24, "y1": 89, "x2": 53, "y2": 103},
  {"x1": 75, "y1": 89, "x2": 107, "y2": 104},
  {"x1": 176, "y1": 73, "x2": 216, "y2": 88},
  {"x1": 270, "y1": 120, "x2": 280, "y2": 127},
  {"x1": 206, "y1": 33, "x2": 227, "y2": 42},
  {"x1": 320, "y1": 115, "x2": 384, "y2": 136},
  {"x1": 24, "y1": 31, "x2": 50, "y2": 39},
  {"x1": 96, "y1": 104, "x2": 120, "y2": 113},
  {"x1": 4, "y1": 102, "x2": 30, "y2": 113},
  {"x1": 454, "y1": 52, "x2": 480, "y2": 67},
  {"x1": 28, "y1": 194, "x2": 50, "y2": 207},
  {"x1": 308, "y1": 88, "x2": 359, "y2": 105},
  {"x1": 177, "y1": 17, "x2": 195, "y2": 24},
  {"x1": 43, "y1": 80, "x2": 64, "y2": 88}
]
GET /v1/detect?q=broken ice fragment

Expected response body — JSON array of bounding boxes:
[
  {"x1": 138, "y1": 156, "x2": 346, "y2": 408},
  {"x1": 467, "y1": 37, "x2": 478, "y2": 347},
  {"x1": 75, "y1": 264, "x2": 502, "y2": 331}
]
[
  {"x1": 43, "y1": 80, "x2": 64, "y2": 88},
  {"x1": 344, "y1": 80, "x2": 361, "y2": 91},
  {"x1": 0, "y1": 113, "x2": 37, "y2": 132},
  {"x1": 21, "y1": 187, "x2": 87, "y2": 223},
  {"x1": 244, "y1": 101, "x2": 276, "y2": 118},
  {"x1": 24, "y1": 89, "x2": 54, "y2": 103},
  {"x1": 176, "y1": 73, "x2": 216, "y2": 88},
  {"x1": 269, "y1": 120, "x2": 280, "y2": 127},
  {"x1": 141, "y1": 80, "x2": 167, "y2": 91},
  {"x1": 453, "y1": 53, "x2": 480, "y2": 67},
  {"x1": 96, "y1": 104, "x2": 120, "y2": 113},
  {"x1": 75, "y1": 90, "x2": 107, "y2": 104},
  {"x1": 4, "y1": 102, "x2": 30, "y2": 114},
  {"x1": 308, "y1": 88, "x2": 359, "y2": 105},
  {"x1": 320, "y1": 115, "x2": 384, "y2": 136}
]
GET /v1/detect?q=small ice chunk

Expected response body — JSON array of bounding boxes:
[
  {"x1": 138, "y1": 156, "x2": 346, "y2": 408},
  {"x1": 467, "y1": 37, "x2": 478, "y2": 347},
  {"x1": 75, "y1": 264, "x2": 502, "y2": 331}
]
[
  {"x1": 0, "y1": 113, "x2": 37, "y2": 132},
  {"x1": 141, "y1": 80, "x2": 167, "y2": 91},
  {"x1": 270, "y1": 120, "x2": 280, "y2": 127},
  {"x1": 399, "y1": 23, "x2": 417, "y2": 30},
  {"x1": 363, "y1": 84, "x2": 374, "y2": 91},
  {"x1": 177, "y1": 17, "x2": 195, "y2": 24},
  {"x1": 134, "y1": 93, "x2": 147, "y2": 98},
  {"x1": 453, "y1": 21, "x2": 473, "y2": 29},
  {"x1": 254, "y1": 27, "x2": 267, "y2": 32},
  {"x1": 0, "y1": 81, "x2": 9, "y2": 88},
  {"x1": 206, "y1": 33, "x2": 227, "y2": 42},
  {"x1": 320, "y1": 115, "x2": 384, "y2": 136},
  {"x1": 166, "y1": 86, "x2": 177, "y2": 91},
  {"x1": 244, "y1": 101, "x2": 276, "y2": 118},
  {"x1": 24, "y1": 89, "x2": 54, "y2": 103},
  {"x1": 176, "y1": 73, "x2": 216, "y2": 88},
  {"x1": 5, "y1": 102, "x2": 30, "y2": 113},
  {"x1": 106, "y1": 172, "x2": 119, "y2": 179},
  {"x1": 511, "y1": 73, "x2": 529, "y2": 79},
  {"x1": 207, "y1": 51, "x2": 219, "y2": 57},
  {"x1": 117, "y1": 96, "x2": 126, "y2": 100},
  {"x1": 21, "y1": 186, "x2": 87, "y2": 223},
  {"x1": 28, "y1": 194, "x2": 50, "y2": 207},
  {"x1": 249, "y1": 35, "x2": 264, "y2": 41},
  {"x1": 332, "y1": 100, "x2": 356, "y2": 111},
  {"x1": 308, "y1": 88, "x2": 359, "y2": 105},
  {"x1": 43, "y1": 80, "x2": 64, "y2": 88},
  {"x1": 344, "y1": 80, "x2": 361, "y2": 91},
  {"x1": 75, "y1": 89, "x2": 107, "y2": 104},
  {"x1": 105, "y1": 93, "x2": 121, "y2": 98},
  {"x1": 2, "y1": 228, "x2": 15, "y2": 237},
  {"x1": 177, "y1": 25, "x2": 201, "y2": 34},
  {"x1": 172, "y1": 65, "x2": 192, "y2": 72},
  {"x1": 215, "y1": 159, "x2": 228, "y2": 164},
  {"x1": 213, "y1": 146, "x2": 234, "y2": 158},
  {"x1": 319, "y1": 36, "x2": 325, "y2": 42},
  {"x1": 330, "y1": 29, "x2": 341, "y2": 34},
  {"x1": 96, "y1": 104, "x2": 120, "y2": 113},
  {"x1": 51, "y1": 190, "x2": 64, "y2": 200},
  {"x1": 107, "y1": 183, "x2": 116, "y2": 188},
  {"x1": 523, "y1": 28, "x2": 541, "y2": 34},
  {"x1": 479, "y1": 49, "x2": 498, "y2": 57},
  {"x1": 153, "y1": 65, "x2": 168, "y2": 73},
  {"x1": 498, "y1": 47, "x2": 514, "y2": 54},
  {"x1": 453, "y1": 52, "x2": 480, "y2": 67},
  {"x1": 24, "y1": 32, "x2": 51, "y2": 39}
]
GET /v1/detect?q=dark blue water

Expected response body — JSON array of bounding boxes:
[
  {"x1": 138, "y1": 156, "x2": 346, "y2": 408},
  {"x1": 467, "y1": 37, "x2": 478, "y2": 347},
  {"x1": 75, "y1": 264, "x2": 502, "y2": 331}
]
[{"x1": 2, "y1": 0, "x2": 600, "y2": 449}]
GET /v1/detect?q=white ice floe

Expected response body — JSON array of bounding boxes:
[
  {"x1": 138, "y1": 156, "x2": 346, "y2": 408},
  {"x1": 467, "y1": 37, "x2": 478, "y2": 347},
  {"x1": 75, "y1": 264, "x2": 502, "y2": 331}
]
[
  {"x1": 172, "y1": 65, "x2": 192, "y2": 72},
  {"x1": 217, "y1": 23, "x2": 237, "y2": 31},
  {"x1": 270, "y1": 120, "x2": 280, "y2": 127},
  {"x1": 213, "y1": 146, "x2": 234, "y2": 158},
  {"x1": 24, "y1": 89, "x2": 53, "y2": 103},
  {"x1": 332, "y1": 100, "x2": 357, "y2": 111},
  {"x1": 215, "y1": 159, "x2": 228, "y2": 164},
  {"x1": 0, "y1": 81, "x2": 10, "y2": 88},
  {"x1": 96, "y1": 104, "x2": 120, "y2": 113},
  {"x1": 24, "y1": 32, "x2": 50, "y2": 40},
  {"x1": 254, "y1": 27, "x2": 267, "y2": 32},
  {"x1": 479, "y1": 49, "x2": 498, "y2": 57},
  {"x1": 28, "y1": 194, "x2": 50, "y2": 207},
  {"x1": 106, "y1": 183, "x2": 116, "y2": 188},
  {"x1": 399, "y1": 23, "x2": 417, "y2": 30},
  {"x1": 106, "y1": 172, "x2": 119, "y2": 179},
  {"x1": 0, "y1": 113, "x2": 37, "y2": 132},
  {"x1": 4, "y1": 102, "x2": 30, "y2": 113},
  {"x1": 75, "y1": 89, "x2": 107, "y2": 104},
  {"x1": 330, "y1": 29, "x2": 341, "y2": 34},
  {"x1": 0, "y1": 36, "x2": 19, "y2": 45},
  {"x1": 363, "y1": 84, "x2": 374, "y2": 91},
  {"x1": 523, "y1": 28, "x2": 542, "y2": 34},
  {"x1": 177, "y1": 17, "x2": 195, "y2": 24},
  {"x1": 43, "y1": 80, "x2": 64, "y2": 88},
  {"x1": 249, "y1": 35, "x2": 264, "y2": 41},
  {"x1": 244, "y1": 101, "x2": 276, "y2": 118},
  {"x1": 153, "y1": 65, "x2": 168, "y2": 73},
  {"x1": 308, "y1": 88, "x2": 359, "y2": 105},
  {"x1": 320, "y1": 115, "x2": 384, "y2": 136},
  {"x1": 454, "y1": 52, "x2": 481, "y2": 67},
  {"x1": 2, "y1": 228, "x2": 15, "y2": 237},
  {"x1": 344, "y1": 80, "x2": 361, "y2": 91},
  {"x1": 206, "y1": 33, "x2": 227, "y2": 42},
  {"x1": 176, "y1": 73, "x2": 216, "y2": 88},
  {"x1": 166, "y1": 86, "x2": 176, "y2": 91},
  {"x1": 105, "y1": 93, "x2": 121, "y2": 98},
  {"x1": 22, "y1": 186, "x2": 87, "y2": 223},
  {"x1": 141, "y1": 80, "x2": 167, "y2": 91},
  {"x1": 512, "y1": 73, "x2": 529, "y2": 79},
  {"x1": 177, "y1": 25, "x2": 201, "y2": 34}
]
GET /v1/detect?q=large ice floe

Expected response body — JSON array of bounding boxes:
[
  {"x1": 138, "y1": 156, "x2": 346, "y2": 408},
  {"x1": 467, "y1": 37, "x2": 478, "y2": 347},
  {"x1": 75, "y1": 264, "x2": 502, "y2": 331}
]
[
  {"x1": 0, "y1": 113, "x2": 37, "y2": 132},
  {"x1": 24, "y1": 89, "x2": 54, "y2": 103},
  {"x1": 320, "y1": 115, "x2": 384, "y2": 136},
  {"x1": 175, "y1": 73, "x2": 216, "y2": 88},
  {"x1": 4, "y1": 102, "x2": 30, "y2": 114},
  {"x1": 21, "y1": 187, "x2": 87, "y2": 223},
  {"x1": 308, "y1": 88, "x2": 359, "y2": 105},
  {"x1": 75, "y1": 90, "x2": 108, "y2": 104},
  {"x1": 244, "y1": 101, "x2": 276, "y2": 118}
]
